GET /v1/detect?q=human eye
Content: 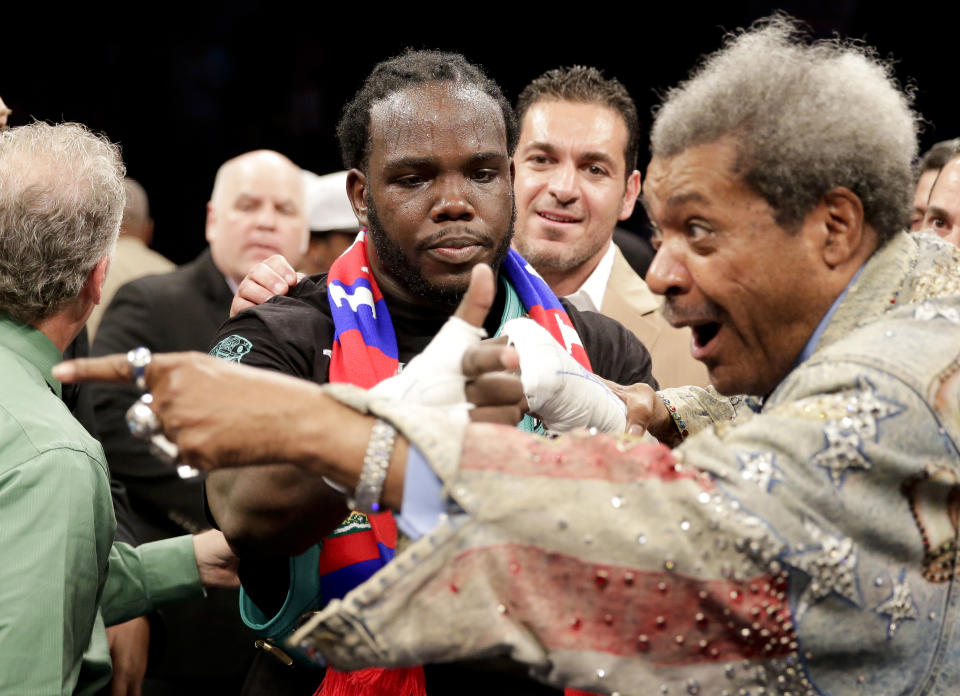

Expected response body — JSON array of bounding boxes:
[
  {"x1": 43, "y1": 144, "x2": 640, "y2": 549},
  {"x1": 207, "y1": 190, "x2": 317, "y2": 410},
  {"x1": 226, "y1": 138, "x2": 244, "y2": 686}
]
[
  {"x1": 527, "y1": 154, "x2": 551, "y2": 166},
  {"x1": 471, "y1": 168, "x2": 499, "y2": 183},
  {"x1": 687, "y1": 220, "x2": 714, "y2": 244},
  {"x1": 394, "y1": 174, "x2": 425, "y2": 188},
  {"x1": 234, "y1": 197, "x2": 257, "y2": 212},
  {"x1": 585, "y1": 164, "x2": 609, "y2": 177}
]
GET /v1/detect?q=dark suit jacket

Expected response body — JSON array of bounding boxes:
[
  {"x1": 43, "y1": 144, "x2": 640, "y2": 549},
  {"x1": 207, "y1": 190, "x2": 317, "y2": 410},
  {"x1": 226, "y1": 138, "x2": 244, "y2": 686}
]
[
  {"x1": 63, "y1": 328, "x2": 140, "y2": 546},
  {"x1": 91, "y1": 248, "x2": 255, "y2": 694}
]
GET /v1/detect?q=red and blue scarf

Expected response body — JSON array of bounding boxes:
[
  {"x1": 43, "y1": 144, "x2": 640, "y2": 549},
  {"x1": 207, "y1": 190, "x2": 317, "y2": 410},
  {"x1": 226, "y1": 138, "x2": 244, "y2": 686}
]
[{"x1": 318, "y1": 230, "x2": 592, "y2": 695}]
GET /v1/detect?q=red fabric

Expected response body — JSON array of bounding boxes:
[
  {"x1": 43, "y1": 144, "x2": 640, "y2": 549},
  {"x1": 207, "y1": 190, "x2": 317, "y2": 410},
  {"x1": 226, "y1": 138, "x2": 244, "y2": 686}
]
[
  {"x1": 437, "y1": 544, "x2": 792, "y2": 662},
  {"x1": 317, "y1": 512, "x2": 398, "y2": 575},
  {"x1": 321, "y1": 234, "x2": 426, "y2": 696},
  {"x1": 461, "y1": 423, "x2": 712, "y2": 487},
  {"x1": 317, "y1": 667, "x2": 426, "y2": 696}
]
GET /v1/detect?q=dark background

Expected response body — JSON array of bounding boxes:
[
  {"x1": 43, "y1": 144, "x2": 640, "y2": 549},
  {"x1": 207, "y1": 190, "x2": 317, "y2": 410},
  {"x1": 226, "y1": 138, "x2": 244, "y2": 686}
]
[{"x1": 4, "y1": 2, "x2": 955, "y2": 264}]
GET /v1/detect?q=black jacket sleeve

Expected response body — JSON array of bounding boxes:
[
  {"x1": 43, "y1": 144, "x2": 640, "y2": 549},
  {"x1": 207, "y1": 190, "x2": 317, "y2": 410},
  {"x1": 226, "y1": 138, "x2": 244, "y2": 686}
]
[{"x1": 563, "y1": 300, "x2": 659, "y2": 391}]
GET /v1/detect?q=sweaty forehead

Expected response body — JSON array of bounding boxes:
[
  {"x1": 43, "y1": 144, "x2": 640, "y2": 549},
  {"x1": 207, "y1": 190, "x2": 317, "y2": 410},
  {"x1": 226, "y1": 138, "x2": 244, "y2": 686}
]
[{"x1": 368, "y1": 83, "x2": 507, "y2": 162}]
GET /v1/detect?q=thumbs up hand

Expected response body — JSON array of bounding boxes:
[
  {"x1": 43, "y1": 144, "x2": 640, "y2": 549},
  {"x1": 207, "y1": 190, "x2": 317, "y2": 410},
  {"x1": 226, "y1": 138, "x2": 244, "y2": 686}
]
[{"x1": 369, "y1": 265, "x2": 523, "y2": 425}]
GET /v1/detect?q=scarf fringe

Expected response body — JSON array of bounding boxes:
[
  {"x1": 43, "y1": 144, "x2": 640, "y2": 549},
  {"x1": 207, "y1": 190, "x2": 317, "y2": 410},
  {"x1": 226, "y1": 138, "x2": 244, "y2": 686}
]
[{"x1": 316, "y1": 666, "x2": 427, "y2": 696}]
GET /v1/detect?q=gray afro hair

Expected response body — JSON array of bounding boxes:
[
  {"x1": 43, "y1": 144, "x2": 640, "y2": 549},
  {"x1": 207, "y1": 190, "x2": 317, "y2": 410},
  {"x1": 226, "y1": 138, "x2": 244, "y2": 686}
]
[{"x1": 651, "y1": 15, "x2": 920, "y2": 244}]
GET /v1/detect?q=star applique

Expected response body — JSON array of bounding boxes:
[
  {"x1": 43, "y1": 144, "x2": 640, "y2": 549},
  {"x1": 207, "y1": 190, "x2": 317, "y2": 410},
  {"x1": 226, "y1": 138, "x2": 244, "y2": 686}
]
[
  {"x1": 737, "y1": 451, "x2": 782, "y2": 492},
  {"x1": 913, "y1": 302, "x2": 960, "y2": 323},
  {"x1": 874, "y1": 570, "x2": 918, "y2": 639},
  {"x1": 788, "y1": 519, "x2": 861, "y2": 620},
  {"x1": 811, "y1": 378, "x2": 903, "y2": 486}
]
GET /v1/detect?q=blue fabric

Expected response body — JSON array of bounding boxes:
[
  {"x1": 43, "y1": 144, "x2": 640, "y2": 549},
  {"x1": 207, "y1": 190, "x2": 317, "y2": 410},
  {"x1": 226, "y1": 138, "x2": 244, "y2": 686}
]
[
  {"x1": 396, "y1": 446, "x2": 446, "y2": 541},
  {"x1": 795, "y1": 265, "x2": 865, "y2": 366},
  {"x1": 320, "y1": 550, "x2": 395, "y2": 601}
]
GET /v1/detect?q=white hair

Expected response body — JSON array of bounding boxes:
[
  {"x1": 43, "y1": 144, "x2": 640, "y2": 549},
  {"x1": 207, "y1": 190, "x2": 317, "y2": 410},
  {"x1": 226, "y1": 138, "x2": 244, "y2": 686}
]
[
  {"x1": 0, "y1": 122, "x2": 125, "y2": 323},
  {"x1": 651, "y1": 15, "x2": 920, "y2": 243}
]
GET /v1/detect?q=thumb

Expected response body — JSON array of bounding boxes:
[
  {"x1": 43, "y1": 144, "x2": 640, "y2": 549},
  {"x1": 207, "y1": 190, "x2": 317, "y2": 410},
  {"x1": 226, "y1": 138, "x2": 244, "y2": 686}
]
[{"x1": 454, "y1": 263, "x2": 495, "y2": 328}]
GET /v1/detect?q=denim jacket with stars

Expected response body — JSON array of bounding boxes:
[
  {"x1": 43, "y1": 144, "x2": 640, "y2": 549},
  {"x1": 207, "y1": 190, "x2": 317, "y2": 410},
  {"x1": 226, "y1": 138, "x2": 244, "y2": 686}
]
[{"x1": 288, "y1": 232, "x2": 960, "y2": 696}]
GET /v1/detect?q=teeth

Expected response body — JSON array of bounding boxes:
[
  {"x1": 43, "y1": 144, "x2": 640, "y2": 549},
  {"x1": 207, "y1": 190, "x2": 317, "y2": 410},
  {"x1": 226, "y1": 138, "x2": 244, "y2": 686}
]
[{"x1": 539, "y1": 212, "x2": 577, "y2": 223}]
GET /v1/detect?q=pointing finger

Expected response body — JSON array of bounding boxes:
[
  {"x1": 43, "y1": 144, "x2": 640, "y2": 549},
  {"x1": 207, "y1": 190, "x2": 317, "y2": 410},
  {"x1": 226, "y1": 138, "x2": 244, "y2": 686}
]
[{"x1": 53, "y1": 354, "x2": 136, "y2": 385}]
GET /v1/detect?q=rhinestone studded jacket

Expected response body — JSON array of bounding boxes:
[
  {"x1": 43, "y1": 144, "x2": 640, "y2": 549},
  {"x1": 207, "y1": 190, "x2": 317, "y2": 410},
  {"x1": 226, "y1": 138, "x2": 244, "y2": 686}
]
[{"x1": 292, "y1": 232, "x2": 960, "y2": 696}]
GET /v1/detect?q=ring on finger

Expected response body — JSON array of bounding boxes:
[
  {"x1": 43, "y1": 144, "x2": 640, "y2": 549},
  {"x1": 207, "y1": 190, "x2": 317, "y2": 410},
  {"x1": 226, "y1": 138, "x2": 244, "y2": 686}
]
[
  {"x1": 125, "y1": 393, "x2": 160, "y2": 438},
  {"x1": 126, "y1": 346, "x2": 152, "y2": 392}
]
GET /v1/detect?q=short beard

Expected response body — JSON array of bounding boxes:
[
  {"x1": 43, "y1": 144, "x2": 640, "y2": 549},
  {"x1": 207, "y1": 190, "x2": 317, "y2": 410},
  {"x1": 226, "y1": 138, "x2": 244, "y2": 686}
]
[
  {"x1": 365, "y1": 193, "x2": 515, "y2": 307},
  {"x1": 512, "y1": 229, "x2": 603, "y2": 275}
]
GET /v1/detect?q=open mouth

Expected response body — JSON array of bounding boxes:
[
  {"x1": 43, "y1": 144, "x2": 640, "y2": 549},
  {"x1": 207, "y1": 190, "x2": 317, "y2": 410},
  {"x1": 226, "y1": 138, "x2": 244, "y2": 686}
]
[{"x1": 691, "y1": 322, "x2": 722, "y2": 353}]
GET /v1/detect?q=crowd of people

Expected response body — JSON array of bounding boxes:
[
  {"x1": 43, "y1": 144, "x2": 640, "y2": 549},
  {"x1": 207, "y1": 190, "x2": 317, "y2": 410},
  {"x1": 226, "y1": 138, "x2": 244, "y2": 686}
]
[{"x1": 2, "y1": 13, "x2": 960, "y2": 696}]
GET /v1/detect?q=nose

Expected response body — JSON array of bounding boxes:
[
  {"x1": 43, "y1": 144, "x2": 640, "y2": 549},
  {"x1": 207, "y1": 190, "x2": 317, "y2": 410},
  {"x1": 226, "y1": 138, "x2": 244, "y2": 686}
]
[
  {"x1": 431, "y1": 174, "x2": 475, "y2": 223},
  {"x1": 645, "y1": 238, "x2": 693, "y2": 297},
  {"x1": 547, "y1": 161, "x2": 579, "y2": 205},
  {"x1": 255, "y1": 203, "x2": 278, "y2": 229}
]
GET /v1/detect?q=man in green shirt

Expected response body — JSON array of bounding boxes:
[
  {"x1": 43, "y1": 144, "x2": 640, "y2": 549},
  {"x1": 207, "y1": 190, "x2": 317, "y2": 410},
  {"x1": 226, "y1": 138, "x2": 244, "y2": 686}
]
[{"x1": 0, "y1": 121, "x2": 238, "y2": 695}]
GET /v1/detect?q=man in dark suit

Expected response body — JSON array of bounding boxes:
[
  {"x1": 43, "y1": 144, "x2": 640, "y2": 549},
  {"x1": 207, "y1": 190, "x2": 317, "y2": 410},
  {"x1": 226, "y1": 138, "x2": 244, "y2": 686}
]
[{"x1": 91, "y1": 149, "x2": 309, "y2": 695}]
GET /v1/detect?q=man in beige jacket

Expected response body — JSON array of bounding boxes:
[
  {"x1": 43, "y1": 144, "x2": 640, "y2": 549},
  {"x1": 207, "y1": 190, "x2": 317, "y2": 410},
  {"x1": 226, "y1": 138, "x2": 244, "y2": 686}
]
[
  {"x1": 511, "y1": 66, "x2": 708, "y2": 388},
  {"x1": 86, "y1": 178, "x2": 174, "y2": 339}
]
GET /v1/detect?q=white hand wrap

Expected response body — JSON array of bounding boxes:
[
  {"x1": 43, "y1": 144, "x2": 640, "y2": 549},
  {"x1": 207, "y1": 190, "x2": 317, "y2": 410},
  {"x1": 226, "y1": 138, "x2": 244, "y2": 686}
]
[
  {"x1": 369, "y1": 316, "x2": 486, "y2": 419},
  {"x1": 501, "y1": 317, "x2": 627, "y2": 433}
]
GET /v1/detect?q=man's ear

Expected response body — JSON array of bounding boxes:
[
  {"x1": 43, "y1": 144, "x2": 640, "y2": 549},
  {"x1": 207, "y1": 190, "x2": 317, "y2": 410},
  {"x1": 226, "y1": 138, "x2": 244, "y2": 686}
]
[
  {"x1": 618, "y1": 169, "x2": 642, "y2": 221},
  {"x1": 142, "y1": 219, "x2": 156, "y2": 248},
  {"x1": 205, "y1": 201, "x2": 216, "y2": 244},
  {"x1": 83, "y1": 255, "x2": 111, "y2": 306},
  {"x1": 818, "y1": 187, "x2": 867, "y2": 267},
  {"x1": 346, "y1": 169, "x2": 369, "y2": 228}
]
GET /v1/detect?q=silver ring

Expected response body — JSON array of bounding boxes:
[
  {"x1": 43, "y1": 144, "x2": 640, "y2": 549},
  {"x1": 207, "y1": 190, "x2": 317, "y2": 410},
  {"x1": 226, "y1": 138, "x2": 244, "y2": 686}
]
[
  {"x1": 125, "y1": 393, "x2": 160, "y2": 438},
  {"x1": 126, "y1": 347, "x2": 152, "y2": 392}
]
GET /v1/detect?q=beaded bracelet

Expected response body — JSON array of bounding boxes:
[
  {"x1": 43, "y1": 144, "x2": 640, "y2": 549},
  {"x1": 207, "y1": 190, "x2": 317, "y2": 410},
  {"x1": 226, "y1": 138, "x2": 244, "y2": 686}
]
[
  {"x1": 347, "y1": 418, "x2": 397, "y2": 514},
  {"x1": 660, "y1": 395, "x2": 689, "y2": 439}
]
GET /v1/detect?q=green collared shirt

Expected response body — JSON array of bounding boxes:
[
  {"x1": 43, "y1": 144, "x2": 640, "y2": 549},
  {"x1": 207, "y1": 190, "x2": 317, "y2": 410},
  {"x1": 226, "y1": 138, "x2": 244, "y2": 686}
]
[{"x1": 0, "y1": 316, "x2": 204, "y2": 695}]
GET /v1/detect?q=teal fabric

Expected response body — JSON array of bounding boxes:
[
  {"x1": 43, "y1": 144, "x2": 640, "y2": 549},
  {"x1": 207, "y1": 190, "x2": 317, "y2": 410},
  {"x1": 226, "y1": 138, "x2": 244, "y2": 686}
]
[
  {"x1": 239, "y1": 545, "x2": 321, "y2": 638},
  {"x1": 0, "y1": 316, "x2": 203, "y2": 695},
  {"x1": 494, "y1": 277, "x2": 543, "y2": 434}
]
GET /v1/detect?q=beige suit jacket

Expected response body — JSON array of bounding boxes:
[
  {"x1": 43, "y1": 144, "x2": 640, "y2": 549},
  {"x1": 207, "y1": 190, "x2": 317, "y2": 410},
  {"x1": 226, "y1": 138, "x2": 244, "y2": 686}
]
[{"x1": 600, "y1": 246, "x2": 710, "y2": 388}]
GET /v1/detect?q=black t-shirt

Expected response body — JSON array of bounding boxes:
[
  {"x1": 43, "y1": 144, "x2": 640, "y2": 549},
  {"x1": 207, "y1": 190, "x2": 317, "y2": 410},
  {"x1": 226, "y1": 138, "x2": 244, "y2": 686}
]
[
  {"x1": 211, "y1": 272, "x2": 656, "y2": 389},
  {"x1": 208, "y1": 274, "x2": 656, "y2": 696}
]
